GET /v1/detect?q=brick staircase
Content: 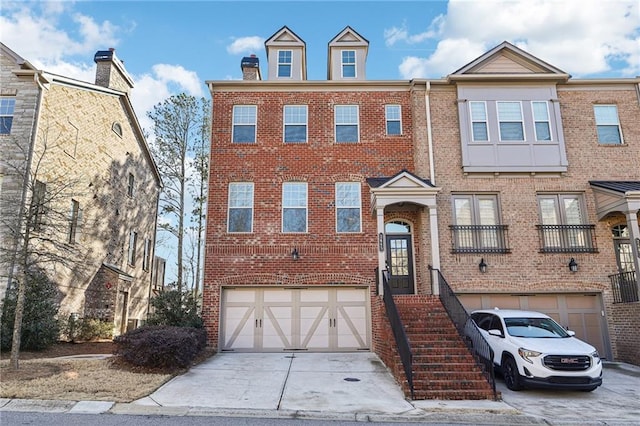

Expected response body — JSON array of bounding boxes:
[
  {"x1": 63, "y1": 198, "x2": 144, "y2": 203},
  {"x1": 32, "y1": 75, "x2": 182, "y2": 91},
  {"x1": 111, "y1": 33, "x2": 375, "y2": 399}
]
[{"x1": 388, "y1": 296, "x2": 498, "y2": 400}]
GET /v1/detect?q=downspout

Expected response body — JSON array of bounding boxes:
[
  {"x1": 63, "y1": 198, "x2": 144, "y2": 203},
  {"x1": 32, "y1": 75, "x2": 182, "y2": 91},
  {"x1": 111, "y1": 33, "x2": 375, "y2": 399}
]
[
  {"x1": 425, "y1": 80, "x2": 441, "y2": 294},
  {"x1": 426, "y1": 81, "x2": 435, "y2": 184},
  {"x1": 5, "y1": 72, "x2": 46, "y2": 293},
  {"x1": 146, "y1": 186, "x2": 161, "y2": 321}
]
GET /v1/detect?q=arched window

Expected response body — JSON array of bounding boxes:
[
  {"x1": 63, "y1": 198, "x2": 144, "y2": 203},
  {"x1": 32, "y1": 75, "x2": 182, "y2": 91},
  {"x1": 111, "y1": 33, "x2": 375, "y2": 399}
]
[
  {"x1": 385, "y1": 220, "x2": 411, "y2": 234},
  {"x1": 112, "y1": 122, "x2": 123, "y2": 137}
]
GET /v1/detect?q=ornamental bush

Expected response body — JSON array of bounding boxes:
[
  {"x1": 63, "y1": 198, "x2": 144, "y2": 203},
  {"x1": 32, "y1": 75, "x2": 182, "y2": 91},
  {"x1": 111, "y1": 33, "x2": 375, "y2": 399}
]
[{"x1": 146, "y1": 289, "x2": 203, "y2": 328}]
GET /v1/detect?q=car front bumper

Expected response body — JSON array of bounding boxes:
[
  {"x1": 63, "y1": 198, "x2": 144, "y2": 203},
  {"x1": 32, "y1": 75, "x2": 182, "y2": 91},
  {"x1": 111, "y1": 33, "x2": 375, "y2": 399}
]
[{"x1": 520, "y1": 374, "x2": 603, "y2": 390}]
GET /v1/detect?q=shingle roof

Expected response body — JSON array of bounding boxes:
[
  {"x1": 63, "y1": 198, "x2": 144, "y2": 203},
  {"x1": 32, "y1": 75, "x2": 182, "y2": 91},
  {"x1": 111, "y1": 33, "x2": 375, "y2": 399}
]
[{"x1": 589, "y1": 181, "x2": 640, "y2": 193}]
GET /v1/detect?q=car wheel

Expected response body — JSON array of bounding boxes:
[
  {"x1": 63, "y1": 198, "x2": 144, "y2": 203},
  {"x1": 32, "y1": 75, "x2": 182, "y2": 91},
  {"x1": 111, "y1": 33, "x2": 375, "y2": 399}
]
[{"x1": 502, "y1": 356, "x2": 523, "y2": 391}]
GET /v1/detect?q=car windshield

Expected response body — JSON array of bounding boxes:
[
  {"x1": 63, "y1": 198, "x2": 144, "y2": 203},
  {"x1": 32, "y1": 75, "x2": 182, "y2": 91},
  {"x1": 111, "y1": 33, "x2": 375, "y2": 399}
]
[{"x1": 504, "y1": 317, "x2": 570, "y2": 338}]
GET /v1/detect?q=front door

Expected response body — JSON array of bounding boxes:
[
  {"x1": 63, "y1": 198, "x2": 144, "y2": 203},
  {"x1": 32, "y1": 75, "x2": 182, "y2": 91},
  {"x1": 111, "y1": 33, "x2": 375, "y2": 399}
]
[{"x1": 385, "y1": 234, "x2": 414, "y2": 294}]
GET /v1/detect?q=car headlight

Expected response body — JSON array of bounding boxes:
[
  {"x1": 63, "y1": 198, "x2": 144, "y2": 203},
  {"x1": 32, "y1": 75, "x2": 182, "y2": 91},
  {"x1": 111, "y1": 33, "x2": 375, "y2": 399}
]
[
  {"x1": 591, "y1": 350, "x2": 601, "y2": 363},
  {"x1": 518, "y1": 347, "x2": 542, "y2": 364}
]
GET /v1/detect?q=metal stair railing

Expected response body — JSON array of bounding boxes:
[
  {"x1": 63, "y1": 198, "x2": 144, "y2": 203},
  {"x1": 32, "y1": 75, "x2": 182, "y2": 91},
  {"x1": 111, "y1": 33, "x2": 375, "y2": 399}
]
[{"x1": 430, "y1": 266, "x2": 497, "y2": 400}]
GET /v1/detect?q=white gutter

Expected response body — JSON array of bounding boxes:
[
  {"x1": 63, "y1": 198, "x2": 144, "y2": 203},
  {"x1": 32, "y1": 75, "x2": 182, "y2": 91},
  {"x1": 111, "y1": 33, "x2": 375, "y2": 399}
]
[{"x1": 425, "y1": 81, "x2": 435, "y2": 184}]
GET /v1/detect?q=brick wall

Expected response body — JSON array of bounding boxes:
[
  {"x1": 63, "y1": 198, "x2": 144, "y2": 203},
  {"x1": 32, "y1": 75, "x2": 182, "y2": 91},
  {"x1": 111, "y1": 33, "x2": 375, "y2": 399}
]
[{"x1": 609, "y1": 302, "x2": 640, "y2": 366}]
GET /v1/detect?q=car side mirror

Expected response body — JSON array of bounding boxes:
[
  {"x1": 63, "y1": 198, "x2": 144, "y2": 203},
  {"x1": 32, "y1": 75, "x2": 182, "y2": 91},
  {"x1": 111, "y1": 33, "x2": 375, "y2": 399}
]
[
  {"x1": 566, "y1": 330, "x2": 576, "y2": 336},
  {"x1": 488, "y1": 329, "x2": 503, "y2": 338}
]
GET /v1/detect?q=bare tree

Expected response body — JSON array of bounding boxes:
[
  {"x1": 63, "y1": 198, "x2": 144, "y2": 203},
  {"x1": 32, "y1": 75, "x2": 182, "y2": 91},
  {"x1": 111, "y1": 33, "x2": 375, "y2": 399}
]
[
  {"x1": 1, "y1": 125, "x2": 83, "y2": 369},
  {"x1": 147, "y1": 94, "x2": 210, "y2": 293}
]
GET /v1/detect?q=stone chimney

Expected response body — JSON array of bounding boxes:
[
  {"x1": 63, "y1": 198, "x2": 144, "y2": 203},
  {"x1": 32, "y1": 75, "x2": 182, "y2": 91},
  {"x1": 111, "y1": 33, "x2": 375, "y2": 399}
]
[
  {"x1": 241, "y1": 54, "x2": 261, "y2": 80},
  {"x1": 94, "y1": 48, "x2": 135, "y2": 93}
]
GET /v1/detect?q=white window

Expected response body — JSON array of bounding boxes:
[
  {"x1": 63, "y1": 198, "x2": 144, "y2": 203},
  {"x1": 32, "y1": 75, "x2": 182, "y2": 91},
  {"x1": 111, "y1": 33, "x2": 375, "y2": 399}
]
[
  {"x1": 341, "y1": 50, "x2": 356, "y2": 78},
  {"x1": 277, "y1": 50, "x2": 292, "y2": 78},
  {"x1": 228, "y1": 182, "x2": 254, "y2": 233},
  {"x1": 128, "y1": 231, "x2": 138, "y2": 266},
  {"x1": 594, "y1": 105, "x2": 622, "y2": 144},
  {"x1": 537, "y1": 194, "x2": 592, "y2": 251},
  {"x1": 284, "y1": 105, "x2": 307, "y2": 143},
  {"x1": 68, "y1": 199, "x2": 82, "y2": 244},
  {"x1": 143, "y1": 238, "x2": 152, "y2": 271},
  {"x1": 452, "y1": 194, "x2": 504, "y2": 251},
  {"x1": 532, "y1": 101, "x2": 551, "y2": 141},
  {"x1": 282, "y1": 182, "x2": 307, "y2": 233},
  {"x1": 385, "y1": 105, "x2": 402, "y2": 136},
  {"x1": 0, "y1": 97, "x2": 16, "y2": 135},
  {"x1": 336, "y1": 182, "x2": 361, "y2": 232},
  {"x1": 335, "y1": 105, "x2": 359, "y2": 143},
  {"x1": 470, "y1": 101, "x2": 488, "y2": 141},
  {"x1": 232, "y1": 105, "x2": 257, "y2": 143},
  {"x1": 497, "y1": 102, "x2": 524, "y2": 141}
]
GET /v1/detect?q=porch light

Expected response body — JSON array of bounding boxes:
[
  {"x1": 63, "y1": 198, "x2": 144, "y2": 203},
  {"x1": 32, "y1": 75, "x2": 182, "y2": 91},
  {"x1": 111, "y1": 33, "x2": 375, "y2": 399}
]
[
  {"x1": 291, "y1": 247, "x2": 299, "y2": 261},
  {"x1": 479, "y1": 258, "x2": 488, "y2": 273},
  {"x1": 568, "y1": 258, "x2": 578, "y2": 272}
]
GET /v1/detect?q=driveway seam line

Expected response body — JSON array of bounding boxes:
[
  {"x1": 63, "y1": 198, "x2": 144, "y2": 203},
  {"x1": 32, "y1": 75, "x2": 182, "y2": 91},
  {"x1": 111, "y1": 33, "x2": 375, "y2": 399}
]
[{"x1": 277, "y1": 353, "x2": 295, "y2": 410}]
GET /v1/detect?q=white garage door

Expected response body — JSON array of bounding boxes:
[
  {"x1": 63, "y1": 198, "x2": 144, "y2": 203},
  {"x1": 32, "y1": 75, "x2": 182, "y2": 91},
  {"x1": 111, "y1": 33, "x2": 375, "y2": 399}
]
[
  {"x1": 458, "y1": 293, "x2": 610, "y2": 359},
  {"x1": 221, "y1": 287, "x2": 371, "y2": 352}
]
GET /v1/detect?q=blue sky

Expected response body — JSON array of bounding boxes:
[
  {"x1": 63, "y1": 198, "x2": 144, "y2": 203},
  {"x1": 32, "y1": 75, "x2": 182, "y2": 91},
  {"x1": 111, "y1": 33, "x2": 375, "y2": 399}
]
[{"x1": 2, "y1": 0, "x2": 639, "y2": 284}]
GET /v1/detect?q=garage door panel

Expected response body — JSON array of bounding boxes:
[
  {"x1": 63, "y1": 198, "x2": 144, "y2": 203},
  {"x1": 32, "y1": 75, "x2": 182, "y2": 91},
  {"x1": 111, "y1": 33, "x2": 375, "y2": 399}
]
[
  {"x1": 527, "y1": 295, "x2": 559, "y2": 310},
  {"x1": 263, "y1": 306, "x2": 293, "y2": 349},
  {"x1": 300, "y1": 306, "x2": 330, "y2": 349},
  {"x1": 336, "y1": 306, "x2": 368, "y2": 349},
  {"x1": 222, "y1": 306, "x2": 256, "y2": 350}
]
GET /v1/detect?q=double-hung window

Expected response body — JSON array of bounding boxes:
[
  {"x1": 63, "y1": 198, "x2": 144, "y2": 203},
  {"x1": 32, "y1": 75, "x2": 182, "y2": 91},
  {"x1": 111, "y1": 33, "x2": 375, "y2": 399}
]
[
  {"x1": 537, "y1": 194, "x2": 596, "y2": 252},
  {"x1": 127, "y1": 173, "x2": 135, "y2": 197},
  {"x1": 284, "y1": 105, "x2": 307, "y2": 143},
  {"x1": 228, "y1": 182, "x2": 254, "y2": 233},
  {"x1": 128, "y1": 231, "x2": 138, "y2": 266},
  {"x1": 385, "y1": 105, "x2": 402, "y2": 136},
  {"x1": 68, "y1": 199, "x2": 82, "y2": 244},
  {"x1": 0, "y1": 97, "x2": 16, "y2": 135},
  {"x1": 341, "y1": 50, "x2": 356, "y2": 78},
  {"x1": 335, "y1": 105, "x2": 359, "y2": 143},
  {"x1": 336, "y1": 182, "x2": 361, "y2": 232},
  {"x1": 277, "y1": 50, "x2": 292, "y2": 78},
  {"x1": 470, "y1": 101, "x2": 488, "y2": 141},
  {"x1": 232, "y1": 105, "x2": 257, "y2": 143},
  {"x1": 532, "y1": 101, "x2": 551, "y2": 141},
  {"x1": 282, "y1": 182, "x2": 307, "y2": 233},
  {"x1": 594, "y1": 105, "x2": 622, "y2": 144},
  {"x1": 450, "y1": 194, "x2": 508, "y2": 253},
  {"x1": 30, "y1": 180, "x2": 47, "y2": 231},
  {"x1": 497, "y1": 102, "x2": 524, "y2": 141}
]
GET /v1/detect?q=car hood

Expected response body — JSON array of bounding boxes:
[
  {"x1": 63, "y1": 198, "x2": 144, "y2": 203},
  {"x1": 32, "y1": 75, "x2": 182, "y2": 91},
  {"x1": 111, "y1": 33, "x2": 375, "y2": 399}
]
[{"x1": 507, "y1": 336, "x2": 597, "y2": 354}]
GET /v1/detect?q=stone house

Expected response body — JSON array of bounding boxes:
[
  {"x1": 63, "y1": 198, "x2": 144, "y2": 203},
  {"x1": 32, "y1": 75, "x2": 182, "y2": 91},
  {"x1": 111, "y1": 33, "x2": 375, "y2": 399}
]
[
  {"x1": 0, "y1": 43, "x2": 162, "y2": 336},
  {"x1": 202, "y1": 26, "x2": 639, "y2": 397}
]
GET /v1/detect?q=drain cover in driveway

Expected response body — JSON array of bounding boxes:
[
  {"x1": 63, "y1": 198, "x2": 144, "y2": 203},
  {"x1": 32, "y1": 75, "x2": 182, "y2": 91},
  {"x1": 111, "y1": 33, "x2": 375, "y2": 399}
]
[{"x1": 344, "y1": 377, "x2": 361, "y2": 382}]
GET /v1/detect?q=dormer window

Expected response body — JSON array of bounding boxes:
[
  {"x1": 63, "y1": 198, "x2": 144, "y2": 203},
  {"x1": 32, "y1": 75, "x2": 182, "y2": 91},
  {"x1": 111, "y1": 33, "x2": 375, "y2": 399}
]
[
  {"x1": 277, "y1": 50, "x2": 292, "y2": 78},
  {"x1": 341, "y1": 50, "x2": 356, "y2": 78}
]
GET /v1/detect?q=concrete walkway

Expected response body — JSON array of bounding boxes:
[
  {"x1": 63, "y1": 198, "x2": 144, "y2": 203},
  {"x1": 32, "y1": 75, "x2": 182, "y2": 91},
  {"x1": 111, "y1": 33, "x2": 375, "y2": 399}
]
[{"x1": 2, "y1": 352, "x2": 639, "y2": 424}]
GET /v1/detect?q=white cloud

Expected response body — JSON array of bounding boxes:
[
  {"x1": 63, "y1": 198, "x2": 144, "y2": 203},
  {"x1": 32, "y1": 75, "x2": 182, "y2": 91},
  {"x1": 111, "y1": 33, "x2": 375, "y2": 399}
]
[
  {"x1": 395, "y1": 0, "x2": 640, "y2": 79},
  {"x1": 226, "y1": 36, "x2": 264, "y2": 55}
]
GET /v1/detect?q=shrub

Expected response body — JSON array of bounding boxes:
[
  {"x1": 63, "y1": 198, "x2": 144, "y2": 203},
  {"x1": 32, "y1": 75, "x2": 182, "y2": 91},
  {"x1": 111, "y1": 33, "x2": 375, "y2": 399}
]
[
  {"x1": 61, "y1": 315, "x2": 113, "y2": 342},
  {"x1": 0, "y1": 271, "x2": 60, "y2": 351},
  {"x1": 114, "y1": 325, "x2": 207, "y2": 370},
  {"x1": 146, "y1": 289, "x2": 203, "y2": 328}
]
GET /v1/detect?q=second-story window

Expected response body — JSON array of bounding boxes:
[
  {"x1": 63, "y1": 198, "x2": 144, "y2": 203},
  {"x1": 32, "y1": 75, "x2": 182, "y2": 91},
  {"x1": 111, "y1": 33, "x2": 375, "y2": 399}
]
[
  {"x1": 127, "y1": 173, "x2": 135, "y2": 197},
  {"x1": 470, "y1": 101, "x2": 488, "y2": 141},
  {"x1": 143, "y1": 238, "x2": 152, "y2": 271},
  {"x1": 341, "y1": 50, "x2": 356, "y2": 78},
  {"x1": 128, "y1": 230, "x2": 138, "y2": 266},
  {"x1": 284, "y1": 105, "x2": 307, "y2": 143},
  {"x1": 282, "y1": 182, "x2": 307, "y2": 233},
  {"x1": 537, "y1": 194, "x2": 597, "y2": 252},
  {"x1": 497, "y1": 101, "x2": 524, "y2": 141},
  {"x1": 277, "y1": 50, "x2": 292, "y2": 78},
  {"x1": 0, "y1": 97, "x2": 16, "y2": 135},
  {"x1": 450, "y1": 194, "x2": 509, "y2": 253},
  {"x1": 228, "y1": 182, "x2": 254, "y2": 233},
  {"x1": 594, "y1": 105, "x2": 622, "y2": 144},
  {"x1": 532, "y1": 101, "x2": 551, "y2": 141},
  {"x1": 68, "y1": 199, "x2": 82, "y2": 244},
  {"x1": 335, "y1": 105, "x2": 359, "y2": 143},
  {"x1": 232, "y1": 105, "x2": 257, "y2": 143},
  {"x1": 385, "y1": 105, "x2": 402, "y2": 135},
  {"x1": 30, "y1": 180, "x2": 47, "y2": 231},
  {"x1": 336, "y1": 182, "x2": 361, "y2": 232}
]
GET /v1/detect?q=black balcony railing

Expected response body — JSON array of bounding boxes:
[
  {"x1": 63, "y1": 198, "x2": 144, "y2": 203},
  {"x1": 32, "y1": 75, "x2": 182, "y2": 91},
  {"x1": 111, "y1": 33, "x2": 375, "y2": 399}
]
[
  {"x1": 536, "y1": 224, "x2": 598, "y2": 253},
  {"x1": 609, "y1": 271, "x2": 639, "y2": 303},
  {"x1": 449, "y1": 225, "x2": 510, "y2": 253},
  {"x1": 377, "y1": 268, "x2": 414, "y2": 399},
  {"x1": 431, "y1": 267, "x2": 497, "y2": 400}
]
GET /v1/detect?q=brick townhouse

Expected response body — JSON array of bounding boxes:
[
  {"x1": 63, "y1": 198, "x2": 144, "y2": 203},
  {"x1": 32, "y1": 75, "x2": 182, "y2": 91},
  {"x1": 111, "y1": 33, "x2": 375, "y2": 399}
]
[
  {"x1": 0, "y1": 43, "x2": 163, "y2": 336},
  {"x1": 202, "y1": 25, "x2": 640, "y2": 398}
]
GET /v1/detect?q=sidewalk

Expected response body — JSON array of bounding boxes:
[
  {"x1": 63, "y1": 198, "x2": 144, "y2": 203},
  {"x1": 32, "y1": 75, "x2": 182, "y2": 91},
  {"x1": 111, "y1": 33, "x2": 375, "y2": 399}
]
[{"x1": 1, "y1": 353, "x2": 639, "y2": 425}]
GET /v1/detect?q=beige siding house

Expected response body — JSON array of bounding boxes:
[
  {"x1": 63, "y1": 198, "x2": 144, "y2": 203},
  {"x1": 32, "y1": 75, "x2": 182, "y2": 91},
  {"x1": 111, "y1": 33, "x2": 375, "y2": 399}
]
[{"x1": 0, "y1": 43, "x2": 162, "y2": 336}]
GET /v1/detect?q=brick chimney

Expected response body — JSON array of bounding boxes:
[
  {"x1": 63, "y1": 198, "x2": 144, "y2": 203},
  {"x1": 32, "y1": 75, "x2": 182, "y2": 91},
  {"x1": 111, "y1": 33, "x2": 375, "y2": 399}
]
[
  {"x1": 94, "y1": 48, "x2": 135, "y2": 93},
  {"x1": 241, "y1": 54, "x2": 261, "y2": 80}
]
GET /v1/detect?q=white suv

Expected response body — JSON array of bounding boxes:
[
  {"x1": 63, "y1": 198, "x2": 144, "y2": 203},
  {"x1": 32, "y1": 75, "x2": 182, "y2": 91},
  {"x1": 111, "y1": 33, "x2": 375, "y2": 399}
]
[{"x1": 469, "y1": 309, "x2": 602, "y2": 391}]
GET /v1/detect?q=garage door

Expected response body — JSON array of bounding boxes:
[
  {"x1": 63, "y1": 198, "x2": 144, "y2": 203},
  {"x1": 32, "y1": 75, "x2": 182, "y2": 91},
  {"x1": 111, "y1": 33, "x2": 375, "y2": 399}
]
[
  {"x1": 458, "y1": 293, "x2": 610, "y2": 359},
  {"x1": 221, "y1": 287, "x2": 371, "y2": 352}
]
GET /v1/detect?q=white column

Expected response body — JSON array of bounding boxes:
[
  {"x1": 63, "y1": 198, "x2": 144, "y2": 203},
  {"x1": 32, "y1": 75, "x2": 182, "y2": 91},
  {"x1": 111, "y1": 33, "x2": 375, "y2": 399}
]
[
  {"x1": 376, "y1": 206, "x2": 386, "y2": 296},
  {"x1": 429, "y1": 205, "x2": 441, "y2": 295},
  {"x1": 626, "y1": 210, "x2": 640, "y2": 289}
]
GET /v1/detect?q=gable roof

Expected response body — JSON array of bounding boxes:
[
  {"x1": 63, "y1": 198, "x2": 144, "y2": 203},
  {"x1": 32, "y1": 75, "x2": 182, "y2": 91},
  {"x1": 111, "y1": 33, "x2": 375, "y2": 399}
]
[
  {"x1": 366, "y1": 169, "x2": 434, "y2": 189},
  {"x1": 265, "y1": 25, "x2": 306, "y2": 47},
  {"x1": 448, "y1": 41, "x2": 570, "y2": 82}
]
